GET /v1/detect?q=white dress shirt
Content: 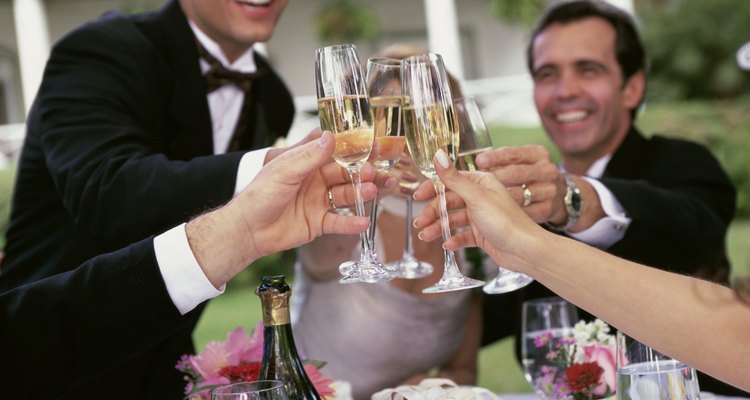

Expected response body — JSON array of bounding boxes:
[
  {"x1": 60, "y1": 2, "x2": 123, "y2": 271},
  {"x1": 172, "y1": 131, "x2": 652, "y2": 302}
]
[
  {"x1": 152, "y1": 23, "x2": 276, "y2": 315},
  {"x1": 567, "y1": 155, "x2": 632, "y2": 249}
]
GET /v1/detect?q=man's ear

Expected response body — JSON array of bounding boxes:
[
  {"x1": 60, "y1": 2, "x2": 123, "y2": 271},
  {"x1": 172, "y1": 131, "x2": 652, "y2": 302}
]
[{"x1": 622, "y1": 70, "x2": 645, "y2": 110}]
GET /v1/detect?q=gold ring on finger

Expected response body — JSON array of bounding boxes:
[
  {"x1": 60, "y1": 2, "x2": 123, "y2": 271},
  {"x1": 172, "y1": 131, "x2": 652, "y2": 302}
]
[{"x1": 327, "y1": 188, "x2": 338, "y2": 209}]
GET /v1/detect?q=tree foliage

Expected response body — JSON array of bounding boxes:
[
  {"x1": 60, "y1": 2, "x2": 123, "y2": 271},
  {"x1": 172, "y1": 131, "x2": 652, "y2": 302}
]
[
  {"x1": 636, "y1": 0, "x2": 750, "y2": 101},
  {"x1": 315, "y1": 0, "x2": 380, "y2": 44},
  {"x1": 488, "y1": 0, "x2": 545, "y2": 27}
]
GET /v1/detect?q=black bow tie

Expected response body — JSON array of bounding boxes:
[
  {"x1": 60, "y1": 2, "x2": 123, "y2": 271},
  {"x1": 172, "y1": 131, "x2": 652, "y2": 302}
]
[{"x1": 195, "y1": 39, "x2": 263, "y2": 93}]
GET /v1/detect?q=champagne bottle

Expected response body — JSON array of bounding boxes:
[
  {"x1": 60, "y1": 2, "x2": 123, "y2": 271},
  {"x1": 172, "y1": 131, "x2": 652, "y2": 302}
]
[{"x1": 256, "y1": 275, "x2": 322, "y2": 400}]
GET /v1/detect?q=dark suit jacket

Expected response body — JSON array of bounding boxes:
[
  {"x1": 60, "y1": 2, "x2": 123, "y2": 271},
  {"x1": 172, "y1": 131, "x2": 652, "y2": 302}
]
[
  {"x1": 0, "y1": 238, "x2": 193, "y2": 398},
  {"x1": 0, "y1": 1, "x2": 294, "y2": 398},
  {"x1": 482, "y1": 127, "x2": 744, "y2": 395}
]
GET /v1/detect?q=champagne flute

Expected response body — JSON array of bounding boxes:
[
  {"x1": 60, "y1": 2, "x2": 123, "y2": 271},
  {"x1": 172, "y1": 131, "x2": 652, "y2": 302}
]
[
  {"x1": 315, "y1": 44, "x2": 393, "y2": 284},
  {"x1": 616, "y1": 331, "x2": 701, "y2": 399},
  {"x1": 453, "y1": 96, "x2": 535, "y2": 294},
  {"x1": 384, "y1": 171, "x2": 435, "y2": 279},
  {"x1": 364, "y1": 57, "x2": 406, "y2": 255},
  {"x1": 401, "y1": 53, "x2": 484, "y2": 293},
  {"x1": 210, "y1": 380, "x2": 289, "y2": 400},
  {"x1": 366, "y1": 57, "x2": 432, "y2": 279},
  {"x1": 521, "y1": 297, "x2": 579, "y2": 399}
]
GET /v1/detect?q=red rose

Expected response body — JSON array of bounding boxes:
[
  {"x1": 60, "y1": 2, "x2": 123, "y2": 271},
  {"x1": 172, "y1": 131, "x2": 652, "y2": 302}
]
[
  {"x1": 583, "y1": 343, "x2": 617, "y2": 395},
  {"x1": 219, "y1": 361, "x2": 262, "y2": 382},
  {"x1": 565, "y1": 362, "x2": 604, "y2": 393}
]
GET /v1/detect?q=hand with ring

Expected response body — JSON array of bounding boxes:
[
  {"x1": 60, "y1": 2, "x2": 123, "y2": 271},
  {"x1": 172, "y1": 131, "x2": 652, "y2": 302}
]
[{"x1": 472, "y1": 144, "x2": 570, "y2": 224}]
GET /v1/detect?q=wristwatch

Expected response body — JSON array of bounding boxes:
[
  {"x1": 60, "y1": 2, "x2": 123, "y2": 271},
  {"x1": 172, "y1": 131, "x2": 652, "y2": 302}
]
[{"x1": 546, "y1": 172, "x2": 582, "y2": 232}]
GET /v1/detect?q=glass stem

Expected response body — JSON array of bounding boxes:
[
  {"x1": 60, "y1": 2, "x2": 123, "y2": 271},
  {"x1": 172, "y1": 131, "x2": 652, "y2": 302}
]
[
  {"x1": 402, "y1": 195, "x2": 416, "y2": 261},
  {"x1": 435, "y1": 179, "x2": 461, "y2": 278},
  {"x1": 368, "y1": 197, "x2": 379, "y2": 251},
  {"x1": 351, "y1": 171, "x2": 376, "y2": 260}
]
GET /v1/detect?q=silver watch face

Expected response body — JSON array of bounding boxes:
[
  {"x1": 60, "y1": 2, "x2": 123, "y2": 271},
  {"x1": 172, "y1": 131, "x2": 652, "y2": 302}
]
[{"x1": 570, "y1": 187, "x2": 582, "y2": 215}]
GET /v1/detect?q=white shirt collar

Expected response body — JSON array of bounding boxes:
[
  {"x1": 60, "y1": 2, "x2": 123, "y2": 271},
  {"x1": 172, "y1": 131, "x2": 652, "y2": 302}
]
[
  {"x1": 187, "y1": 20, "x2": 257, "y2": 73},
  {"x1": 559, "y1": 154, "x2": 612, "y2": 178},
  {"x1": 585, "y1": 154, "x2": 612, "y2": 178}
]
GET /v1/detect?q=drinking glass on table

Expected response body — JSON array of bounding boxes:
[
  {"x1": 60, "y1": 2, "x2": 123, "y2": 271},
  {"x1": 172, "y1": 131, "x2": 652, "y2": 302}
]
[
  {"x1": 210, "y1": 380, "x2": 288, "y2": 400},
  {"x1": 315, "y1": 44, "x2": 393, "y2": 284},
  {"x1": 453, "y1": 96, "x2": 535, "y2": 294},
  {"x1": 616, "y1": 331, "x2": 701, "y2": 399},
  {"x1": 521, "y1": 297, "x2": 578, "y2": 399},
  {"x1": 401, "y1": 53, "x2": 484, "y2": 293}
]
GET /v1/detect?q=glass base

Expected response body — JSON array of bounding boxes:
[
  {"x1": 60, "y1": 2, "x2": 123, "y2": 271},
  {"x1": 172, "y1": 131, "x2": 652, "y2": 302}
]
[
  {"x1": 422, "y1": 275, "x2": 485, "y2": 294},
  {"x1": 339, "y1": 261, "x2": 394, "y2": 284},
  {"x1": 483, "y1": 269, "x2": 534, "y2": 294},
  {"x1": 384, "y1": 259, "x2": 434, "y2": 279}
]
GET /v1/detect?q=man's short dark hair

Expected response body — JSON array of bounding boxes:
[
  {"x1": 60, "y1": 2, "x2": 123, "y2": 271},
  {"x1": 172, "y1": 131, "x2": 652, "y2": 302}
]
[{"x1": 526, "y1": 0, "x2": 646, "y2": 117}]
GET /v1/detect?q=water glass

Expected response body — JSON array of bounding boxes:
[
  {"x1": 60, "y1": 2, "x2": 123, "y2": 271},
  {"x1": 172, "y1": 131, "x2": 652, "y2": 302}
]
[
  {"x1": 616, "y1": 331, "x2": 701, "y2": 400},
  {"x1": 521, "y1": 297, "x2": 579, "y2": 399},
  {"x1": 210, "y1": 380, "x2": 289, "y2": 399}
]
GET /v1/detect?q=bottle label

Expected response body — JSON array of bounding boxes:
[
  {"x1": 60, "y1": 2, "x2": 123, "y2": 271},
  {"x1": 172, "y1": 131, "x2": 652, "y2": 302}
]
[{"x1": 263, "y1": 306, "x2": 291, "y2": 326}]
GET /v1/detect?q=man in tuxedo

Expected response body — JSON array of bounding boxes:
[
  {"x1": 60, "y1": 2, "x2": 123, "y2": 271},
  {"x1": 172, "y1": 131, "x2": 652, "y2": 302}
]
[
  {"x1": 452, "y1": 0, "x2": 739, "y2": 395},
  {"x1": 0, "y1": 132, "x2": 377, "y2": 398},
  {"x1": 0, "y1": 0, "x2": 308, "y2": 397}
]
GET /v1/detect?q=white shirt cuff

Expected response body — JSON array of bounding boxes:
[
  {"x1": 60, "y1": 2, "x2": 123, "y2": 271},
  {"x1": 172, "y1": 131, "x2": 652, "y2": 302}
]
[
  {"x1": 235, "y1": 148, "x2": 271, "y2": 196},
  {"x1": 154, "y1": 223, "x2": 224, "y2": 315},
  {"x1": 568, "y1": 177, "x2": 632, "y2": 249}
]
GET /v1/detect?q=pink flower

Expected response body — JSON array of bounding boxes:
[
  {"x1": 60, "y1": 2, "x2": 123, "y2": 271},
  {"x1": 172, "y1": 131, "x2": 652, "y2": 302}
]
[
  {"x1": 190, "y1": 341, "x2": 229, "y2": 380},
  {"x1": 582, "y1": 343, "x2": 617, "y2": 396},
  {"x1": 178, "y1": 323, "x2": 336, "y2": 399},
  {"x1": 225, "y1": 323, "x2": 264, "y2": 364},
  {"x1": 304, "y1": 364, "x2": 336, "y2": 398},
  {"x1": 534, "y1": 332, "x2": 555, "y2": 347}
]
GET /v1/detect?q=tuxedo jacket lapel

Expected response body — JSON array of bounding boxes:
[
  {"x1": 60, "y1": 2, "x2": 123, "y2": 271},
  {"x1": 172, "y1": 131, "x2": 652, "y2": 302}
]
[
  {"x1": 602, "y1": 127, "x2": 649, "y2": 180},
  {"x1": 136, "y1": 0, "x2": 214, "y2": 158}
]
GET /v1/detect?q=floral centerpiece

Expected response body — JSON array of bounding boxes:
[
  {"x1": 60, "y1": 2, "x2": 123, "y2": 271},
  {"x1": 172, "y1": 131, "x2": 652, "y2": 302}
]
[
  {"x1": 176, "y1": 322, "x2": 335, "y2": 399},
  {"x1": 530, "y1": 319, "x2": 617, "y2": 400}
]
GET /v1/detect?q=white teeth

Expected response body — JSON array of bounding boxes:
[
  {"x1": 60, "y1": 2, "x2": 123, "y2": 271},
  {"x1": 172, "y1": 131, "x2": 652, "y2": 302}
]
[
  {"x1": 556, "y1": 110, "x2": 587, "y2": 123},
  {"x1": 236, "y1": 0, "x2": 271, "y2": 6}
]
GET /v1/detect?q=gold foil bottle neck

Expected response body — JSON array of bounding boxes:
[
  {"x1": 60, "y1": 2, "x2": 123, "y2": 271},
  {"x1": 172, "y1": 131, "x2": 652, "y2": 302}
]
[{"x1": 256, "y1": 275, "x2": 292, "y2": 326}]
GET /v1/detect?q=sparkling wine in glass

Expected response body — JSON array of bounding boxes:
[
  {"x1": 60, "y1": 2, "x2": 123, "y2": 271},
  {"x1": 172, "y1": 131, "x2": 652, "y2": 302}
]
[
  {"x1": 616, "y1": 331, "x2": 701, "y2": 399},
  {"x1": 315, "y1": 44, "x2": 393, "y2": 284},
  {"x1": 210, "y1": 380, "x2": 289, "y2": 400},
  {"x1": 521, "y1": 297, "x2": 578, "y2": 399},
  {"x1": 401, "y1": 53, "x2": 484, "y2": 293},
  {"x1": 453, "y1": 96, "x2": 535, "y2": 294},
  {"x1": 364, "y1": 57, "x2": 407, "y2": 255}
]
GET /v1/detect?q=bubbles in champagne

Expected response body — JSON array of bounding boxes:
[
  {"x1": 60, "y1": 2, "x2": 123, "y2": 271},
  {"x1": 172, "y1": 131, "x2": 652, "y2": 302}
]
[
  {"x1": 402, "y1": 104, "x2": 455, "y2": 180},
  {"x1": 332, "y1": 127, "x2": 374, "y2": 169},
  {"x1": 372, "y1": 136, "x2": 406, "y2": 171},
  {"x1": 318, "y1": 94, "x2": 372, "y2": 135},
  {"x1": 318, "y1": 95, "x2": 374, "y2": 170}
]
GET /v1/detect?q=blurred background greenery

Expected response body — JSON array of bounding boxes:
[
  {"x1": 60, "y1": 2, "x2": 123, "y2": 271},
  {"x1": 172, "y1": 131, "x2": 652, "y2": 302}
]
[{"x1": 1, "y1": 0, "x2": 750, "y2": 394}]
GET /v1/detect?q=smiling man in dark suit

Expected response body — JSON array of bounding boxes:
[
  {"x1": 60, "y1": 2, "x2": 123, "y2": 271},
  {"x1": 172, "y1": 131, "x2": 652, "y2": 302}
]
[
  {"x1": 0, "y1": 0, "x2": 312, "y2": 397},
  {"x1": 482, "y1": 1, "x2": 740, "y2": 395},
  {"x1": 412, "y1": 0, "x2": 739, "y2": 395}
]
